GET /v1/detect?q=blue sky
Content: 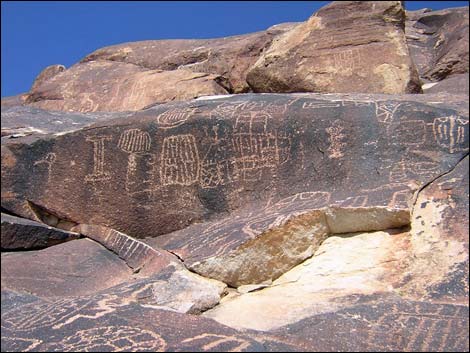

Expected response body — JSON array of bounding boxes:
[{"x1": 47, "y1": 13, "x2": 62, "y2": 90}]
[{"x1": 2, "y1": 1, "x2": 468, "y2": 97}]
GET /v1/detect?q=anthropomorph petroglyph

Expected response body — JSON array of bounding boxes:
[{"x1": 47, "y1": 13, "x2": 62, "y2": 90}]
[
  {"x1": 433, "y1": 116, "x2": 469, "y2": 153},
  {"x1": 85, "y1": 135, "x2": 113, "y2": 183},
  {"x1": 33, "y1": 153, "x2": 56, "y2": 182},
  {"x1": 118, "y1": 129, "x2": 156, "y2": 195},
  {"x1": 326, "y1": 119, "x2": 347, "y2": 159}
]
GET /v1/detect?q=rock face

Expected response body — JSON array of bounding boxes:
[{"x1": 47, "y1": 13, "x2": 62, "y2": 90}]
[
  {"x1": 1, "y1": 213, "x2": 79, "y2": 250},
  {"x1": 406, "y1": 6, "x2": 469, "y2": 82},
  {"x1": 1, "y1": 238, "x2": 133, "y2": 297},
  {"x1": 2, "y1": 94, "x2": 467, "y2": 238},
  {"x1": 25, "y1": 62, "x2": 227, "y2": 112},
  {"x1": 1, "y1": 2, "x2": 469, "y2": 352},
  {"x1": 247, "y1": 1, "x2": 422, "y2": 94}
]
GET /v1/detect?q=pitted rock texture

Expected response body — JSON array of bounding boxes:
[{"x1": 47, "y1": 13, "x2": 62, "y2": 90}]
[
  {"x1": 247, "y1": 1, "x2": 422, "y2": 94},
  {"x1": 1, "y1": 213, "x2": 79, "y2": 250}
]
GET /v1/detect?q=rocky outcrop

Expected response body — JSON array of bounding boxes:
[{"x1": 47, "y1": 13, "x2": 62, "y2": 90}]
[
  {"x1": 247, "y1": 1, "x2": 422, "y2": 94},
  {"x1": 1, "y1": 213, "x2": 79, "y2": 250},
  {"x1": 1, "y1": 3, "x2": 468, "y2": 351},
  {"x1": 406, "y1": 6, "x2": 469, "y2": 82},
  {"x1": 30, "y1": 64, "x2": 65, "y2": 91}
]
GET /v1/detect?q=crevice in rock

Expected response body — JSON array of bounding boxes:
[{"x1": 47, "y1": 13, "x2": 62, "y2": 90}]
[
  {"x1": 26, "y1": 200, "x2": 78, "y2": 231},
  {"x1": 411, "y1": 152, "x2": 469, "y2": 216}
]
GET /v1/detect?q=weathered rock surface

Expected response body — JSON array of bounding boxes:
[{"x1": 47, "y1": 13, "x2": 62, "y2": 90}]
[
  {"x1": 272, "y1": 297, "x2": 469, "y2": 352},
  {"x1": 30, "y1": 64, "x2": 66, "y2": 91},
  {"x1": 406, "y1": 6, "x2": 469, "y2": 82},
  {"x1": 422, "y1": 73, "x2": 469, "y2": 95},
  {"x1": 1, "y1": 105, "x2": 131, "y2": 137},
  {"x1": 203, "y1": 156, "x2": 469, "y2": 332},
  {"x1": 3, "y1": 94, "x2": 466, "y2": 236},
  {"x1": 25, "y1": 61, "x2": 228, "y2": 112},
  {"x1": 2, "y1": 94, "x2": 468, "y2": 286},
  {"x1": 1, "y1": 213, "x2": 79, "y2": 250},
  {"x1": 247, "y1": 1, "x2": 422, "y2": 94},
  {"x1": 1, "y1": 239, "x2": 133, "y2": 297}
]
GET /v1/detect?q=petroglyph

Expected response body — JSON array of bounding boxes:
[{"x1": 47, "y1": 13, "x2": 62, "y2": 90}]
[
  {"x1": 394, "y1": 120, "x2": 427, "y2": 146},
  {"x1": 157, "y1": 108, "x2": 196, "y2": 128},
  {"x1": 433, "y1": 116, "x2": 469, "y2": 153},
  {"x1": 180, "y1": 333, "x2": 252, "y2": 352},
  {"x1": 333, "y1": 48, "x2": 362, "y2": 73},
  {"x1": 85, "y1": 135, "x2": 113, "y2": 182},
  {"x1": 375, "y1": 101, "x2": 401, "y2": 124},
  {"x1": 302, "y1": 101, "x2": 342, "y2": 109},
  {"x1": 336, "y1": 195, "x2": 369, "y2": 207},
  {"x1": 390, "y1": 161, "x2": 440, "y2": 183},
  {"x1": 232, "y1": 112, "x2": 290, "y2": 181},
  {"x1": 200, "y1": 128, "x2": 234, "y2": 189},
  {"x1": 161, "y1": 134, "x2": 200, "y2": 186},
  {"x1": 48, "y1": 326, "x2": 167, "y2": 352},
  {"x1": 326, "y1": 119, "x2": 347, "y2": 158},
  {"x1": 118, "y1": 129, "x2": 151, "y2": 153},
  {"x1": 118, "y1": 129, "x2": 156, "y2": 195},
  {"x1": 366, "y1": 303, "x2": 469, "y2": 352},
  {"x1": 33, "y1": 153, "x2": 56, "y2": 182}
]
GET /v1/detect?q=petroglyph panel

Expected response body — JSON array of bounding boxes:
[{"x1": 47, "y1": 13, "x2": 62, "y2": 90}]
[
  {"x1": 161, "y1": 134, "x2": 200, "y2": 186},
  {"x1": 433, "y1": 116, "x2": 469, "y2": 153}
]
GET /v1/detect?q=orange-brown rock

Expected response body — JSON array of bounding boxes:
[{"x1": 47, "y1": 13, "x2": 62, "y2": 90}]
[
  {"x1": 30, "y1": 64, "x2": 66, "y2": 91},
  {"x1": 246, "y1": 1, "x2": 422, "y2": 94},
  {"x1": 25, "y1": 61, "x2": 227, "y2": 112}
]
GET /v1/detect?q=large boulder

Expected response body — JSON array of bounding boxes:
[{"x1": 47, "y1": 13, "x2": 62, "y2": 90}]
[
  {"x1": 23, "y1": 27, "x2": 293, "y2": 113},
  {"x1": 246, "y1": 1, "x2": 422, "y2": 94},
  {"x1": 25, "y1": 61, "x2": 227, "y2": 112}
]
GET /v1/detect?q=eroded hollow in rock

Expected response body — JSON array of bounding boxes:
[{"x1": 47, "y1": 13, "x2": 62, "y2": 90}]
[
  {"x1": 27, "y1": 200, "x2": 78, "y2": 231},
  {"x1": 187, "y1": 206, "x2": 411, "y2": 287}
]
